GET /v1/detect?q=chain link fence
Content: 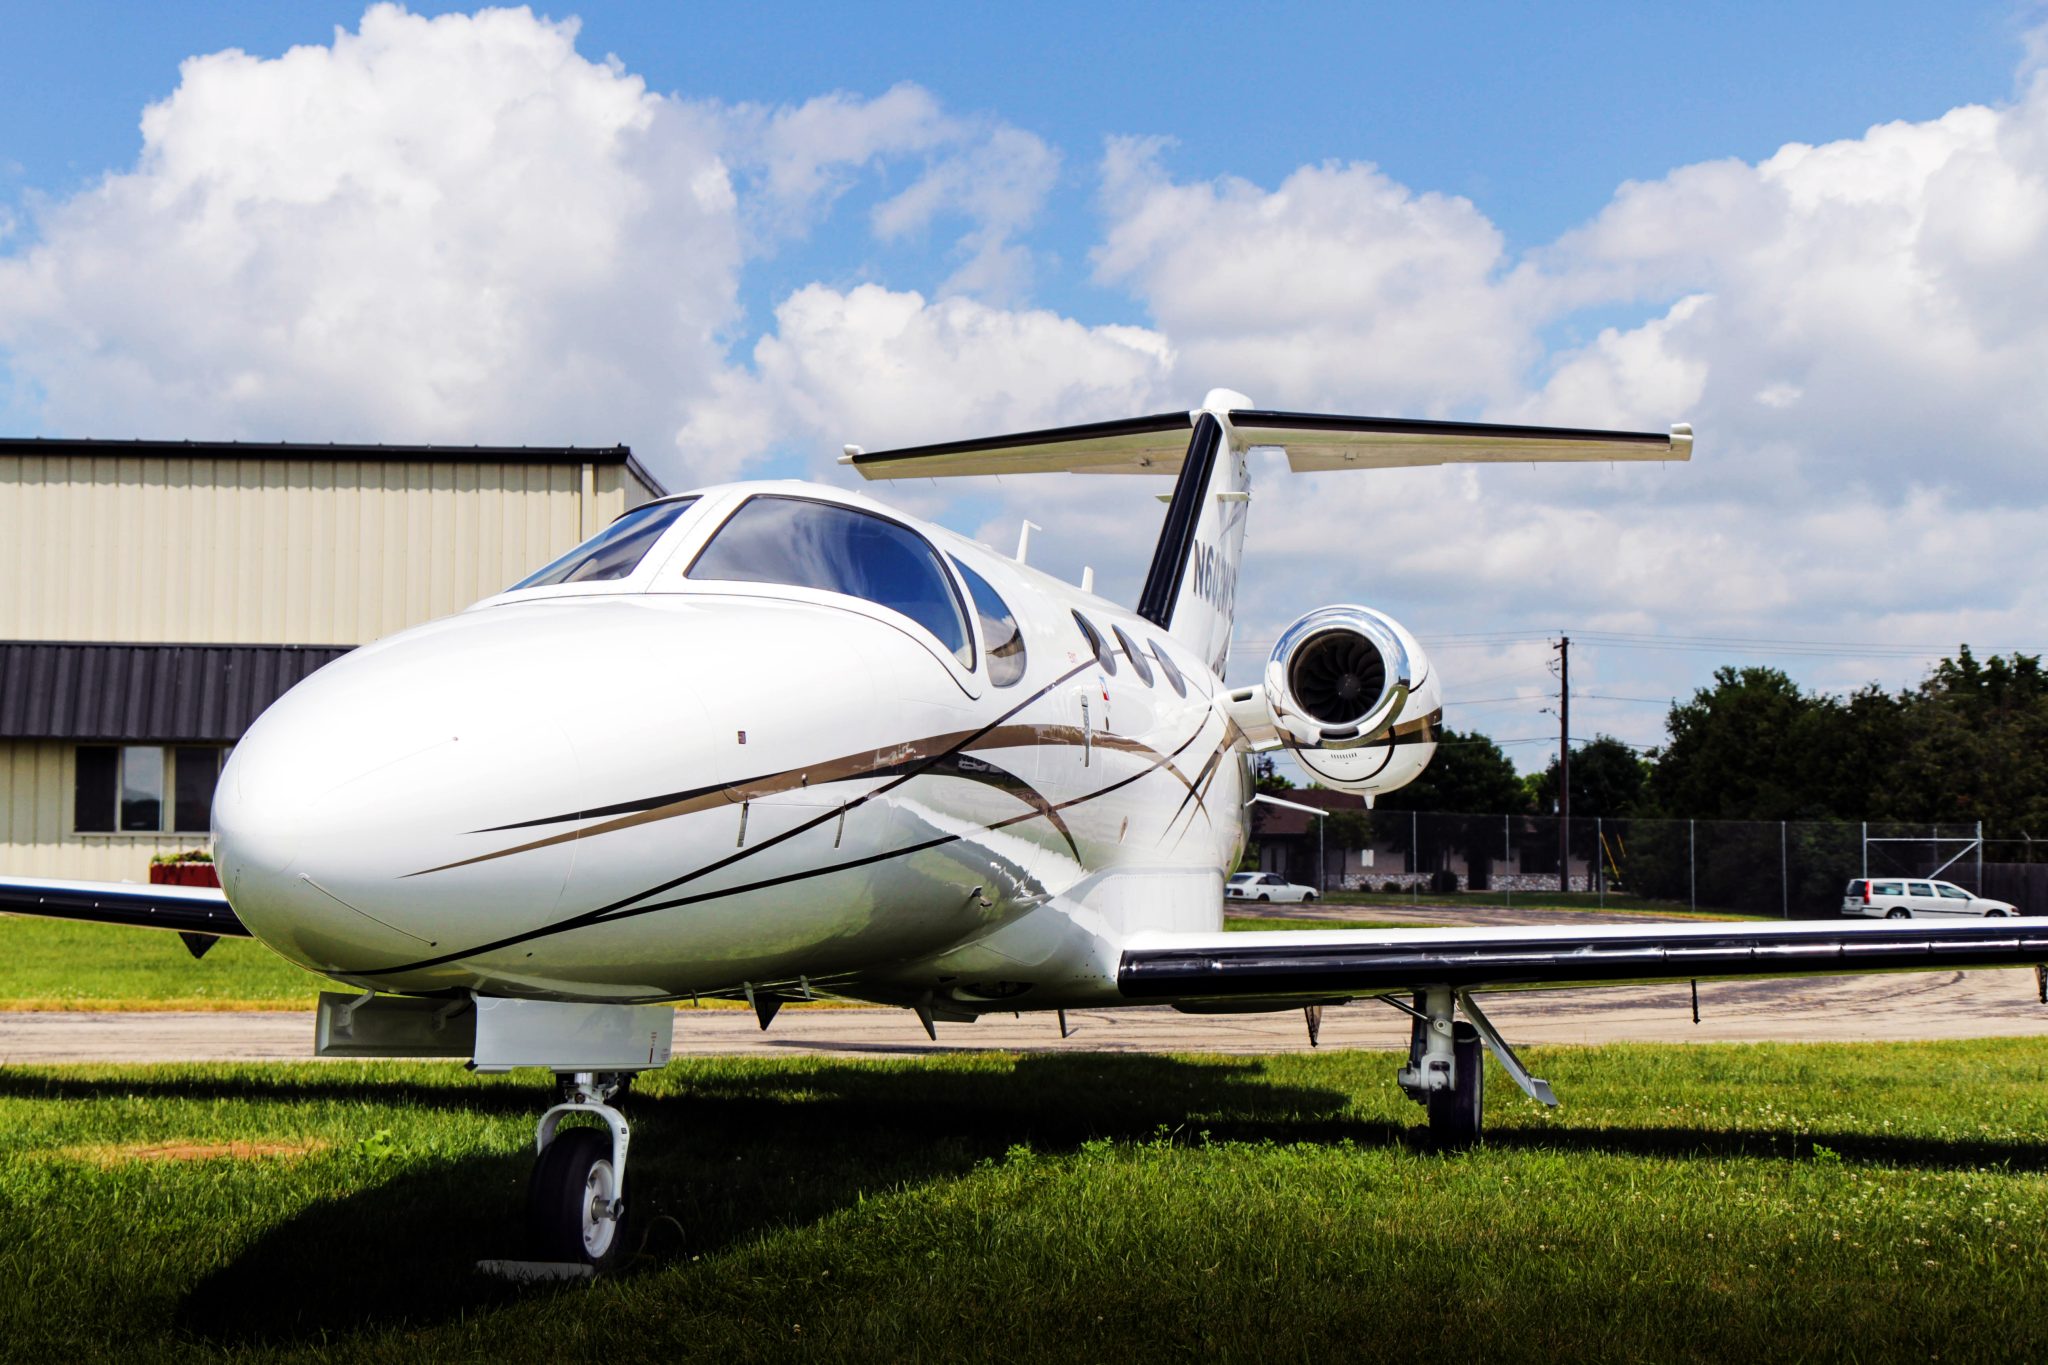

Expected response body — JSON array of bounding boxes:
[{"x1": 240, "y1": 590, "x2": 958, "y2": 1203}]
[{"x1": 1264, "y1": 811, "x2": 2015, "y2": 918}]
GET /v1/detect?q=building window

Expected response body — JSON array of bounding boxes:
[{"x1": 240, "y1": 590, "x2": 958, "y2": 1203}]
[
  {"x1": 120, "y1": 745, "x2": 164, "y2": 831},
  {"x1": 74, "y1": 747, "x2": 117, "y2": 832},
  {"x1": 173, "y1": 746, "x2": 225, "y2": 833},
  {"x1": 74, "y1": 745, "x2": 227, "y2": 834}
]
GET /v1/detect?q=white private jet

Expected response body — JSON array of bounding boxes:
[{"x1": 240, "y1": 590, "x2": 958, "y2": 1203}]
[{"x1": 5, "y1": 389, "x2": 2044, "y2": 1269}]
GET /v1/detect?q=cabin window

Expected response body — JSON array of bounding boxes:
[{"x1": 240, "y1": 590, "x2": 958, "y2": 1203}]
[
  {"x1": 74, "y1": 744, "x2": 227, "y2": 833},
  {"x1": 1072, "y1": 611, "x2": 1116, "y2": 674},
  {"x1": 953, "y1": 558, "x2": 1027, "y2": 687},
  {"x1": 690, "y1": 496, "x2": 972, "y2": 665},
  {"x1": 1112, "y1": 625, "x2": 1154, "y2": 687},
  {"x1": 511, "y1": 496, "x2": 699, "y2": 590},
  {"x1": 1150, "y1": 640, "x2": 1188, "y2": 697}
]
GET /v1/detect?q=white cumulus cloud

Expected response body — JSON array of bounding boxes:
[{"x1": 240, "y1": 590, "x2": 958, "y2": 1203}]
[{"x1": 0, "y1": 4, "x2": 741, "y2": 449}]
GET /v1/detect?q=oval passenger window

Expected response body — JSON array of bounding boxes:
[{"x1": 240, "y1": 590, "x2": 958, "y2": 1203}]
[
  {"x1": 1112, "y1": 625, "x2": 1153, "y2": 687},
  {"x1": 1072, "y1": 611, "x2": 1116, "y2": 675},
  {"x1": 1150, "y1": 640, "x2": 1187, "y2": 697},
  {"x1": 952, "y1": 557, "x2": 1027, "y2": 687}
]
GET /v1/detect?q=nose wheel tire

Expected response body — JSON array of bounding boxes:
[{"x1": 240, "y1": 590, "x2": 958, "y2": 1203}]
[
  {"x1": 528, "y1": 1127, "x2": 627, "y2": 1268},
  {"x1": 1426, "y1": 1020, "x2": 1485, "y2": 1150}
]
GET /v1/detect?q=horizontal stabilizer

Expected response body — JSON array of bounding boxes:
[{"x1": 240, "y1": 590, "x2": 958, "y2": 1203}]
[
  {"x1": 846, "y1": 405, "x2": 1689, "y2": 480},
  {"x1": 844, "y1": 412, "x2": 1194, "y2": 479},
  {"x1": 1234, "y1": 411, "x2": 1692, "y2": 471}
]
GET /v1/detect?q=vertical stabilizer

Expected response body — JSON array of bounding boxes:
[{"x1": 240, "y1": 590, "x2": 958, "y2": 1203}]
[{"x1": 1135, "y1": 389, "x2": 1252, "y2": 676}]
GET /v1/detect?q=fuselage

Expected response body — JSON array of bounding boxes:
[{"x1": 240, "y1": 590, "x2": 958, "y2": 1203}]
[{"x1": 212, "y1": 479, "x2": 1247, "y2": 1013}]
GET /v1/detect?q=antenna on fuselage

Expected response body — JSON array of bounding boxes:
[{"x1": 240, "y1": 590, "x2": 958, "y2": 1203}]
[{"x1": 1016, "y1": 520, "x2": 1042, "y2": 564}]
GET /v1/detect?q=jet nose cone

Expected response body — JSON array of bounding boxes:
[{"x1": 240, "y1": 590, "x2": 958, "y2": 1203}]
[{"x1": 215, "y1": 610, "x2": 590, "y2": 976}]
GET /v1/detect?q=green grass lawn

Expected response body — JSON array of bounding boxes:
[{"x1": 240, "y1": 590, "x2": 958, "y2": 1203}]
[
  {"x1": 1323, "y1": 890, "x2": 1770, "y2": 920},
  {"x1": 1224, "y1": 915, "x2": 1413, "y2": 932},
  {"x1": 0, "y1": 914, "x2": 334, "y2": 1009},
  {"x1": 3, "y1": 915, "x2": 1417, "y2": 1010},
  {"x1": 5, "y1": 1039, "x2": 2048, "y2": 1360}
]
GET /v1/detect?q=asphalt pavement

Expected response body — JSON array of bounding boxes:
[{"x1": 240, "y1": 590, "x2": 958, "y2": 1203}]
[{"x1": 7, "y1": 903, "x2": 2046, "y2": 1064}]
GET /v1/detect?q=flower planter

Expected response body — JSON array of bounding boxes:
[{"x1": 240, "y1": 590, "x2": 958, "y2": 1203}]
[{"x1": 149, "y1": 862, "x2": 219, "y2": 888}]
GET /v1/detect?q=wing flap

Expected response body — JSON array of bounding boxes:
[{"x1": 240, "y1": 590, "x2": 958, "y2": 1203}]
[
  {"x1": 1119, "y1": 919, "x2": 2046, "y2": 1002},
  {"x1": 0, "y1": 875, "x2": 249, "y2": 940}
]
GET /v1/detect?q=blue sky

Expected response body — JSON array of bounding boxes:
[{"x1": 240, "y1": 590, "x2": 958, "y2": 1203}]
[
  {"x1": 4, "y1": 2, "x2": 2047, "y2": 771},
  {"x1": 4, "y1": 2, "x2": 2032, "y2": 333}
]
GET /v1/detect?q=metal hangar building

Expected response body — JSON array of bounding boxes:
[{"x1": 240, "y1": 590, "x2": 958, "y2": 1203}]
[{"x1": 0, "y1": 438, "x2": 663, "y2": 881}]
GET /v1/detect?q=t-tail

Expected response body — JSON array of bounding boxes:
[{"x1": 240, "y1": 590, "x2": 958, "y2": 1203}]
[
  {"x1": 843, "y1": 391, "x2": 1691, "y2": 794},
  {"x1": 1132, "y1": 389, "x2": 1253, "y2": 676}
]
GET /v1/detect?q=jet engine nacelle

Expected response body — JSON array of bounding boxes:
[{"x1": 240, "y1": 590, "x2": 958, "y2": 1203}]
[{"x1": 1223, "y1": 605, "x2": 1442, "y2": 799}]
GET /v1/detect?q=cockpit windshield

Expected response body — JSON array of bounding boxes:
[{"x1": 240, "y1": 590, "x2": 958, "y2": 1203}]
[
  {"x1": 687, "y1": 495, "x2": 972, "y2": 665},
  {"x1": 510, "y1": 497, "x2": 698, "y2": 591}
]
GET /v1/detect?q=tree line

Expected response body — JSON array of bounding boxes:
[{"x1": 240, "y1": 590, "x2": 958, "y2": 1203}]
[{"x1": 1333, "y1": 647, "x2": 2048, "y2": 837}]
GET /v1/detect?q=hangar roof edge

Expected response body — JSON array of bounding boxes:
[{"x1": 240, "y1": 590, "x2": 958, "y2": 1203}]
[{"x1": 0, "y1": 437, "x2": 667, "y2": 497}]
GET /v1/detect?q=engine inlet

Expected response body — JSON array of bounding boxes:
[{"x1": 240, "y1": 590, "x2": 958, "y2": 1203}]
[{"x1": 1287, "y1": 631, "x2": 1387, "y2": 725}]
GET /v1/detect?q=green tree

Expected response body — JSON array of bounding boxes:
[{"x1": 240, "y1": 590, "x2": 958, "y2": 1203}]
[
  {"x1": 1373, "y1": 727, "x2": 1528, "y2": 814},
  {"x1": 1891, "y1": 649, "x2": 2048, "y2": 835},
  {"x1": 1645, "y1": 667, "x2": 1874, "y2": 820},
  {"x1": 1529, "y1": 735, "x2": 1649, "y2": 818},
  {"x1": 1324, "y1": 806, "x2": 1375, "y2": 855},
  {"x1": 1251, "y1": 753, "x2": 1294, "y2": 794}
]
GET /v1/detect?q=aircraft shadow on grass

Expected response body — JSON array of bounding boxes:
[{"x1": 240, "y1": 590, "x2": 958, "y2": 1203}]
[
  {"x1": 166, "y1": 1053, "x2": 1372, "y2": 1342},
  {"x1": 6, "y1": 1056, "x2": 2039, "y2": 1343}
]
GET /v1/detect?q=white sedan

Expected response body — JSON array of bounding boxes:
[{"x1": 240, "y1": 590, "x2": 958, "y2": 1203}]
[
  {"x1": 1227, "y1": 871, "x2": 1319, "y2": 904},
  {"x1": 1841, "y1": 878, "x2": 2019, "y2": 919}
]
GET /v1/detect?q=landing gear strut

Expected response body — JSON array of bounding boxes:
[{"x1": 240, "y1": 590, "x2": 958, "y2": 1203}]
[
  {"x1": 529, "y1": 1071, "x2": 633, "y2": 1268},
  {"x1": 1391, "y1": 986, "x2": 1559, "y2": 1150},
  {"x1": 1396, "y1": 987, "x2": 1483, "y2": 1148}
]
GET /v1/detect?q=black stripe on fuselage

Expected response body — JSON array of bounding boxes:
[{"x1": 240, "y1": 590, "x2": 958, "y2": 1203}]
[
  {"x1": 361, "y1": 659, "x2": 1097, "y2": 973},
  {"x1": 356, "y1": 697, "x2": 1224, "y2": 977}
]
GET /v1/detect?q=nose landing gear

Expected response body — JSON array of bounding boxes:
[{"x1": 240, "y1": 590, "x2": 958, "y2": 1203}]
[{"x1": 529, "y1": 1072, "x2": 633, "y2": 1269}]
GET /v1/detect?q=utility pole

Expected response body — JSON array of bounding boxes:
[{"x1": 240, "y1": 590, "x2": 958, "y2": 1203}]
[{"x1": 1557, "y1": 635, "x2": 1571, "y2": 894}]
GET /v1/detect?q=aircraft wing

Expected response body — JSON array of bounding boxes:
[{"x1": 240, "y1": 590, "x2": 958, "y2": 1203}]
[
  {"x1": 845, "y1": 408, "x2": 1690, "y2": 479},
  {"x1": 0, "y1": 875, "x2": 250, "y2": 958},
  {"x1": 1120, "y1": 917, "x2": 2048, "y2": 1002}
]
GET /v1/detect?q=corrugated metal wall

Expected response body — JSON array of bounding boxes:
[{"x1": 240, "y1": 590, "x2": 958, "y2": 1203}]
[
  {"x1": 0, "y1": 452, "x2": 659, "y2": 878},
  {"x1": 0, "y1": 455, "x2": 656, "y2": 644},
  {"x1": 1, "y1": 741, "x2": 199, "y2": 879}
]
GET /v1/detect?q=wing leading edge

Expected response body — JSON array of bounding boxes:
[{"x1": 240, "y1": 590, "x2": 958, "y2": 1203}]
[
  {"x1": 0, "y1": 875, "x2": 249, "y2": 958},
  {"x1": 1119, "y1": 918, "x2": 2048, "y2": 1003}
]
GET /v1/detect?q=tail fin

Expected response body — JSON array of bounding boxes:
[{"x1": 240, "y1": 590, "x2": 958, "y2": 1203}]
[{"x1": 1134, "y1": 390, "x2": 1252, "y2": 676}]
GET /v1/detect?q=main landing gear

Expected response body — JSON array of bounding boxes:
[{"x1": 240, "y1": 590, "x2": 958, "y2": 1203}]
[
  {"x1": 1393, "y1": 986, "x2": 1558, "y2": 1149},
  {"x1": 529, "y1": 1071, "x2": 634, "y2": 1269}
]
